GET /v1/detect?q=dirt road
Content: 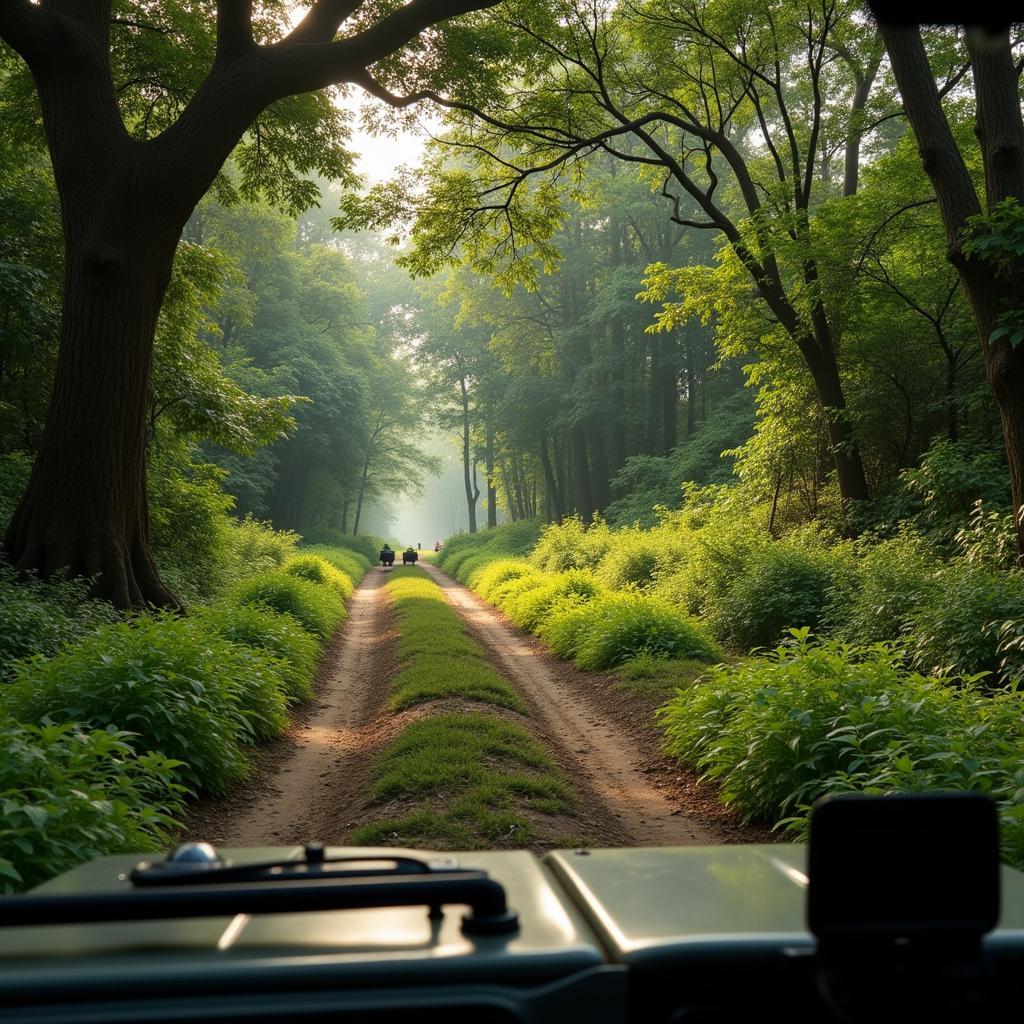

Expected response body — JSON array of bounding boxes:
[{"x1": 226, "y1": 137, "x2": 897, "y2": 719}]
[
  {"x1": 185, "y1": 571, "x2": 394, "y2": 847},
  {"x1": 421, "y1": 564, "x2": 718, "y2": 846},
  {"x1": 187, "y1": 564, "x2": 726, "y2": 848}
]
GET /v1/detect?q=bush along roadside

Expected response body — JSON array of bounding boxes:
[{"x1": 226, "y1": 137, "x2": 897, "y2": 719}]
[
  {"x1": 0, "y1": 543, "x2": 370, "y2": 892},
  {"x1": 658, "y1": 630, "x2": 1024, "y2": 869},
  {"x1": 349, "y1": 566, "x2": 580, "y2": 849}
]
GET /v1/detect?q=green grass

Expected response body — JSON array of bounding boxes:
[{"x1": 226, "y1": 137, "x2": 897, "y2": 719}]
[
  {"x1": 384, "y1": 569, "x2": 523, "y2": 711},
  {"x1": 351, "y1": 712, "x2": 573, "y2": 849},
  {"x1": 614, "y1": 654, "x2": 714, "y2": 698},
  {"x1": 352, "y1": 568, "x2": 576, "y2": 849}
]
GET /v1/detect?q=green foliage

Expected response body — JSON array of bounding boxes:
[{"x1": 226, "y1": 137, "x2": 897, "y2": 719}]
[
  {"x1": 470, "y1": 558, "x2": 540, "y2": 600},
  {"x1": 836, "y1": 532, "x2": 940, "y2": 645},
  {"x1": 594, "y1": 530, "x2": 661, "y2": 591},
  {"x1": 503, "y1": 570, "x2": 604, "y2": 632},
  {"x1": 658, "y1": 633, "x2": 1024, "y2": 867},
  {"x1": 531, "y1": 516, "x2": 613, "y2": 572},
  {"x1": 224, "y1": 514, "x2": 300, "y2": 572},
  {"x1": 300, "y1": 542, "x2": 371, "y2": 582},
  {"x1": 0, "y1": 561, "x2": 120, "y2": 680},
  {"x1": 195, "y1": 601, "x2": 319, "y2": 704},
  {"x1": 540, "y1": 592, "x2": 720, "y2": 671},
  {"x1": 0, "y1": 718, "x2": 186, "y2": 893},
  {"x1": 301, "y1": 529, "x2": 382, "y2": 566},
  {"x1": 705, "y1": 541, "x2": 849, "y2": 651},
  {"x1": 964, "y1": 198, "x2": 1024, "y2": 347},
  {"x1": 907, "y1": 561, "x2": 1024, "y2": 680},
  {"x1": 283, "y1": 554, "x2": 354, "y2": 600},
  {"x1": 232, "y1": 570, "x2": 346, "y2": 640},
  {"x1": 4, "y1": 615, "x2": 290, "y2": 795},
  {"x1": 385, "y1": 571, "x2": 524, "y2": 712}
]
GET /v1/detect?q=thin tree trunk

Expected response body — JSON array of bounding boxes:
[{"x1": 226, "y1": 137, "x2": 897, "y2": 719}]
[
  {"x1": 881, "y1": 23, "x2": 1024, "y2": 563},
  {"x1": 459, "y1": 375, "x2": 478, "y2": 534},
  {"x1": 572, "y1": 423, "x2": 593, "y2": 523},
  {"x1": 538, "y1": 429, "x2": 564, "y2": 522},
  {"x1": 661, "y1": 331, "x2": 679, "y2": 453},
  {"x1": 352, "y1": 456, "x2": 371, "y2": 537},
  {"x1": 485, "y1": 417, "x2": 497, "y2": 529}
]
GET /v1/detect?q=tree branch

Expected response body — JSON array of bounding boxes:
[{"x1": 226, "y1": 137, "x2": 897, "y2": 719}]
[
  {"x1": 0, "y1": 0, "x2": 59, "y2": 65},
  {"x1": 268, "y1": 0, "x2": 502, "y2": 98},
  {"x1": 216, "y1": 0, "x2": 254, "y2": 60},
  {"x1": 285, "y1": 0, "x2": 366, "y2": 46}
]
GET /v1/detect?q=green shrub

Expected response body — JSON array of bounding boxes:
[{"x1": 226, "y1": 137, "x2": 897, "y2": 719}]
[
  {"x1": 569, "y1": 593, "x2": 720, "y2": 670},
  {"x1": 196, "y1": 601, "x2": 319, "y2": 703},
  {"x1": 503, "y1": 570, "x2": 604, "y2": 632},
  {"x1": 300, "y1": 529, "x2": 383, "y2": 565},
  {"x1": 531, "y1": 516, "x2": 613, "y2": 572},
  {"x1": 488, "y1": 569, "x2": 545, "y2": 611},
  {"x1": 284, "y1": 554, "x2": 354, "y2": 599},
  {"x1": 658, "y1": 633, "x2": 1024, "y2": 867},
  {"x1": 0, "y1": 717, "x2": 186, "y2": 892},
  {"x1": 223, "y1": 514, "x2": 300, "y2": 578},
  {"x1": 471, "y1": 559, "x2": 538, "y2": 600},
  {"x1": 595, "y1": 530, "x2": 660, "y2": 590},
  {"x1": 835, "y1": 532, "x2": 939, "y2": 644},
  {"x1": 5, "y1": 615, "x2": 288, "y2": 794},
  {"x1": 302, "y1": 544, "x2": 369, "y2": 582},
  {"x1": 232, "y1": 570, "x2": 346, "y2": 639},
  {"x1": 535, "y1": 598, "x2": 598, "y2": 660},
  {"x1": 0, "y1": 562, "x2": 120, "y2": 680},
  {"x1": 705, "y1": 543, "x2": 841, "y2": 650},
  {"x1": 908, "y1": 561, "x2": 1024, "y2": 680}
]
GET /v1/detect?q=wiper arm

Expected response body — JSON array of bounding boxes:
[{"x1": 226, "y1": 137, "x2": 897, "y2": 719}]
[{"x1": 0, "y1": 844, "x2": 519, "y2": 937}]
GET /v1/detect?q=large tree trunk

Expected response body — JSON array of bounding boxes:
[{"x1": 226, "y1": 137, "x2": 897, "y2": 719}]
[
  {"x1": 4, "y1": 205, "x2": 182, "y2": 607},
  {"x1": 881, "y1": 23, "x2": 1024, "y2": 563}
]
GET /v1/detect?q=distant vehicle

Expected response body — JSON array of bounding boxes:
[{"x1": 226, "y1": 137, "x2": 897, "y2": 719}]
[
  {"x1": 379, "y1": 545, "x2": 395, "y2": 567},
  {"x1": 403, "y1": 547, "x2": 419, "y2": 565}
]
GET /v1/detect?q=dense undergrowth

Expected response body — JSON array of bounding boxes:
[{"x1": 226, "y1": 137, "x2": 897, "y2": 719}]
[
  {"x1": 437, "y1": 463, "x2": 1024, "y2": 865},
  {"x1": 0, "y1": 523, "x2": 380, "y2": 892},
  {"x1": 350, "y1": 567, "x2": 576, "y2": 849}
]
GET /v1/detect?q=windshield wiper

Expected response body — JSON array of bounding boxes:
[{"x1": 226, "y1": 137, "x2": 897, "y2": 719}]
[{"x1": 0, "y1": 844, "x2": 519, "y2": 936}]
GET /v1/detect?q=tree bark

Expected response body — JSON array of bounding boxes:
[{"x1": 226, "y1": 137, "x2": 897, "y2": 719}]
[
  {"x1": 485, "y1": 416, "x2": 497, "y2": 529},
  {"x1": 459, "y1": 375, "x2": 478, "y2": 533},
  {"x1": 0, "y1": 0, "x2": 500, "y2": 606},
  {"x1": 571, "y1": 423, "x2": 593, "y2": 524},
  {"x1": 881, "y1": 23, "x2": 1024, "y2": 563}
]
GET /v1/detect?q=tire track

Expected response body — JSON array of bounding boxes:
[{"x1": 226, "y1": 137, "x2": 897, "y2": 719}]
[{"x1": 422, "y1": 562, "x2": 721, "y2": 846}]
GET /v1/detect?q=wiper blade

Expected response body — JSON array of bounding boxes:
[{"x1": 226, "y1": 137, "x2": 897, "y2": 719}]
[
  {"x1": 131, "y1": 846, "x2": 460, "y2": 887},
  {"x1": 0, "y1": 844, "x2": 517, "y2": 936}
]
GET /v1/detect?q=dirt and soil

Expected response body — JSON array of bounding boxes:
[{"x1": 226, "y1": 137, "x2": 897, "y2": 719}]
[{"x1": 184, "y1": 565, "x2": 769, "y2": 848}]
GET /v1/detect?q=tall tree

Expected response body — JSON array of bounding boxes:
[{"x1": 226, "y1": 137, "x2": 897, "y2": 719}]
[
  {"x1": 880, "y1": 21, "x2": 1024, "y2": 563},
  {"x1": 0, "y1": 0, "x2": 499, "y2": 607}
]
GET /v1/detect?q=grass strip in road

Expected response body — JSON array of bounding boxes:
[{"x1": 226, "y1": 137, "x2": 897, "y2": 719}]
[
  {"x1": 384, "y1": 569, "x2": 524, "y2": 713},
  {"x1": 351, "y1": 567, "x2": 577, "y2": 849},
  {"x1": 350, "y1": 712, "x2": 573, "y2": 848}
]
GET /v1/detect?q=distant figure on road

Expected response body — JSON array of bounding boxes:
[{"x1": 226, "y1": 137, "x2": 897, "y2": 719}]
[
  {"x1": 434, "y1": 540, "x2": 442, "y2": 552},
  {"x1": 403, "y1": 547, "x2": 418, "y2": 566},
  {"x1": 379, "y1": 544, "x2": 394, "y2": 567}
]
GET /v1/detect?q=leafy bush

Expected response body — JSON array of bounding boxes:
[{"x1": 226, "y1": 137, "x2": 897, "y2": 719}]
[
  {"x1": 705, "y1": 542, "x2": 846, "y2": 650},
  {"x1": 232, "y1": 570, "x2": 346, "y2": 639},
  {"x1": 5, "y1": 615, "x2": 289, "y2": 794},
  {"x1": 835, "y1": 531, "x2": 940, "y2": 645},
  {"x1": 284, "y1": 554, "x2": 353, "y2": 599},
  {"x1": 539, "y1": 592, "x2": 720, "y2": 670},
  {"x1": 531, "y1": 515, "x2": 613, "y2": 572},
  {"x1": 300, "y1": 529, "x2": 383, "y2": 565},
  {"x1": 224, "y1": 514, "x2": 300, "y2": 575},
  {"x1": 0, "y1": 561, "x2": 120, "y2": 680},
  {"x1": 0, "y1": 717, "x2": 186, "y2": 892},
  {"x1": 907, "y1": 561, "x2": 1024, "y2": 680},
  {"x1": 471, "y1": 559, "x2": 538, "y2": 601},
  {"x1": 595, "y1": 530, "x2": 660, "y2": 590},
  {"x1": 196, "y1": 601, "x2": 319, "y2": 703},
  {"x1": 658, "y1": 633, "x2": 1024, "y2": 867},
  {"x1": 301, "y1": 544, "x2": 369, "y2": 583},
  {"x1": 503, "y1": 570, "x2": 604, "y2": 632}
]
